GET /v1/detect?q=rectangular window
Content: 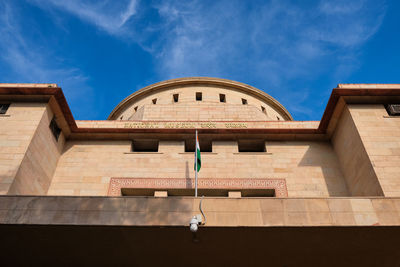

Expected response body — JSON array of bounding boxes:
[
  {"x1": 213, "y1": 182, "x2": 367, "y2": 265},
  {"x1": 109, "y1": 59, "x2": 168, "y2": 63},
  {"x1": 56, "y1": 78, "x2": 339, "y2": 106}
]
[
  {"x1": 121, "y1": 188, "x2": 275, "y2": 197},
  {"x1": 219, "y1": 94, "x2": 226, "y2": 103},
  {"x1": 261, "y1": 106, "x2": 266, "y2": 114},
  {"x1": 242, "y1": 98, "x2": 248, "y2": 105},
  {"x1": 152, "y1": 98, "x2": 157, "y2": 104},
  {"x1": 196, "y1": 92, "x2": 202, "y2": 101},
  {"x1": 185, "y1": 139, "x2": 212, "y2": 152},
  {"x1": 131, "y1": 139, "x2": 159, "y2": 152},
  {"x1": 49, "y1": 117, "x2": 61, "y2": 141},
  {"x1": 385, "y1": 104, "x2": 400, "y2": 116},
  {"x1": 0, "y1": 104, "x2": 10, "y2": 114},
  {"x1": 238, "y1": 139, "x2": 266, "y2": 152},
  {"x1": 240, "y1": 189, "x2": 275, "y2": 197},
  {"x1": 173, "y1": 94, "x2": 179, "y2": 102}
]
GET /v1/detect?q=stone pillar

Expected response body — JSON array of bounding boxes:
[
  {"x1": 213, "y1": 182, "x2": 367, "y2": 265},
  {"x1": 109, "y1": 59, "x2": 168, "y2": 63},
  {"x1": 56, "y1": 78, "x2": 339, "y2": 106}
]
[
  {"x1": 6, "y1": 104, "x2": 64, "y2": 195},
  {"x1": 332, "y1": 105, "x2": 383, "y2": 196}
]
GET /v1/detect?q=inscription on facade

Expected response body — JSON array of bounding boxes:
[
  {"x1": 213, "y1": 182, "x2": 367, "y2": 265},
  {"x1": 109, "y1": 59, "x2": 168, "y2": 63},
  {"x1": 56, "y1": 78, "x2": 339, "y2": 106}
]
[
  {"x1": 124, "y1": 121, "x2": 248, "y2": 129},
  {"x1": 224, "y1": 123, "x2": 247, "y2": 128}
]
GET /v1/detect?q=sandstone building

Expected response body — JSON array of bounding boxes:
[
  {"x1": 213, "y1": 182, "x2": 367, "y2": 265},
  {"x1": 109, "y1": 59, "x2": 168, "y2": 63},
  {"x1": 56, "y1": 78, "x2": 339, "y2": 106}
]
[{"x1": 0, "y1": 77, "x2": 400, "y2": 266}]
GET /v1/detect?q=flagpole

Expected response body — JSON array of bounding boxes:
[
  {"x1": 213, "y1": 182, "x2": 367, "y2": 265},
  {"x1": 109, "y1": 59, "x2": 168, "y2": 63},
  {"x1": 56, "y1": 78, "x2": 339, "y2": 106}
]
[{"x1": 195, "y1": 129, "x2": 198, "y2": 198}]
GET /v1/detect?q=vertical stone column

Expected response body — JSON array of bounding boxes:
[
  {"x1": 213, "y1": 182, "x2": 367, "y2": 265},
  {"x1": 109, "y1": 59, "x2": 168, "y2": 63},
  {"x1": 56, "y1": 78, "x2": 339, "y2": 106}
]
[
  {"x1": 331, "y1": 105, "x2": 383, "y2": 196},
  {"x1": 0, "y1": 103, "x2": 47, "y2": 194},
  {"x1": 346, "y1": 104, "x2": 400, "y2": 197},
  {"x1": 7, "y1": 104, "x2": 64, "y2": 195}
]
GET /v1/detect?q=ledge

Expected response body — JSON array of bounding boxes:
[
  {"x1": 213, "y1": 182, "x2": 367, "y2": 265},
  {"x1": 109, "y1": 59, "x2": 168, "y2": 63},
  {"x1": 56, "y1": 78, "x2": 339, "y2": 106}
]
[
  {"x1": 124, "y1": 152, "x2": 164, "y2": 154},
  {"x1": 0, "y1": 114, "x2": 11, "y2": 117},
  {"x1": 383, "y1": 115, "x2": 400, "y2": 118},
  {"x1": 1, "y1": 196, "x2": 399, "y2": 227},
  {"x1": 178, "y1": 152, "x2": 218, "y2": 155},
  {"x1": 233, "y1": 152, "x2": 272, "y2": 155}
]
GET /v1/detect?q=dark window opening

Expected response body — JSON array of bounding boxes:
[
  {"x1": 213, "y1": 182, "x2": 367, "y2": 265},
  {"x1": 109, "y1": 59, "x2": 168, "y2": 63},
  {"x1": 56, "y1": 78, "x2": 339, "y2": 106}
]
[
  {"x1": 173, "y1": 94, "x2": 179, "y2": 103},
  {"x1": 121, "y1": 188, "x2": 275, "y2": 197},
  {"x1": 134, "y1": 106, "x2": 138, "y2": 112},
  {"x1": 196, "y1": 92, "x2": 202, "y2": 101},
  {"x1": 241, "y1": 189, "x2": 275, "y2": 197},
  {"x1": 131, "y1": 139, "x2": 159, "y2": 152},
  {"x1": 242, "y1": 98, "x2": 248, "y2": 105},
  {"x1": 185, "y1": 139, "x2": 212, "y2": 152},
  {"x1": 277, "y1": 116, "x2": 280, "y2": 120},
  {"x1": 385, "y1": 104, "x2": 400, "y2": 116},
  {"x1": 49, "y1": 117, "x2": 61, "y2": 141},
  {"x1": 120, "y1": 116, "x2": 123, "y2": 120},
  {"x1": 238, "y1": 139, "x2": 266, "y2": 152},
  {"x1": 261, "y1": 106, "x2": 266, "y2": 114},
  {"x1": 152, "y1": 98, "x2": 157, "y2": 104},
  {"x1": 219, "y1": 94, "x2": 226, "y2": 103},
  {"x1": 0, "y1": 104, "x2": 10, "y2": 114}
]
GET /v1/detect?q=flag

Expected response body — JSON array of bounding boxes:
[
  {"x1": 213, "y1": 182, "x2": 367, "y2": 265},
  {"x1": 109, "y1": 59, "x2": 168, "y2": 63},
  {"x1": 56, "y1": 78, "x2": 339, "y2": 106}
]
[{"x1": 194, "y1": 132, "x2": 201, "y2": 172}]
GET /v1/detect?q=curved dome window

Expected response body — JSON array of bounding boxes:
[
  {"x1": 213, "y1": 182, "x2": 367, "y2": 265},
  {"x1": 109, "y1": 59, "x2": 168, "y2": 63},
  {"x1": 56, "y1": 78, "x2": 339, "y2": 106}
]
[
  {"x1": 196, "y1": 92, "x2": 202, "y2": 101},
  {"x1": 173, "y1": 94, "x2": 179, "y2": 103},
  {"x1": 219, "y1": 94, "x2": 226, "y2": 103}
]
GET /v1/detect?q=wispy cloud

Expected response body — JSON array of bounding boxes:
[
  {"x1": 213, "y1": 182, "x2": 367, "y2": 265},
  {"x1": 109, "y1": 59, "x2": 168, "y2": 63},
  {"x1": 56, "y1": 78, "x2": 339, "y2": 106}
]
[
  {"x1": 9, "y1": 0, "x2": 388, "y2": 119},
  {"x1": 309, "y1": 0, "x2": 386, "y2": 47},
  {"x1": 146, "y1": 0, "x2": 386, "y2": 118},
  {"x1": 151, "y1": 0, "x2": 386, "y2": 82},
  {"x1": 28, "y1": 0, "x2": 137, "y2": 36},
  {"x1": 0, "y1": 1, "x2": 96, "y2": 118},
  {"x1": 28, "y1": 0, "x2": 386, "y2": 85}
]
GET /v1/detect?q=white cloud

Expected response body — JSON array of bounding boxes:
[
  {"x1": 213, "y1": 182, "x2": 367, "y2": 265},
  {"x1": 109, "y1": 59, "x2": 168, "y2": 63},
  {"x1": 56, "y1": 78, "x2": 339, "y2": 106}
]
[
  {"x1": 28, "y1": 0, "x2": 386, "y2": 85},
  {"x1": 309, "y1": 0, "x2": 386, "y2": 47},
  {"x1": 13, "y1": 0, "x2": 388, "y2": 119},
  {"x1": 150, "y1": 0, "x2": 386, "y2": 84},
  {"x1": 0, "y1": 1, "x2": 96, "y2": 117},
  {"x1": 319, "y1": 1, "x2": 365, "y2": 15},
  {"x1": 145, "y1": 0, "x2": 385, "y2": 119},
  {"x1": 28, "y1": 0, "x2": 137, "y2": 36}
]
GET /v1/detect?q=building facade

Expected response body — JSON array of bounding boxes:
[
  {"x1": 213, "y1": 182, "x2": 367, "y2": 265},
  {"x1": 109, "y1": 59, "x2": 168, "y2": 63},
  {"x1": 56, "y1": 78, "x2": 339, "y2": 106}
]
[{"x1": 0, "y1": 77, "x2": 400, "y2": 266}]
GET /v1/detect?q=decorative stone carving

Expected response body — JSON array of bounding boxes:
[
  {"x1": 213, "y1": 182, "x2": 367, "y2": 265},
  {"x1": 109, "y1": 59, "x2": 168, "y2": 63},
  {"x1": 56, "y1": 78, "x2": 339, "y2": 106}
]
[{"x1": 108, "y1": 178, "x2": 288, "y2": 197}]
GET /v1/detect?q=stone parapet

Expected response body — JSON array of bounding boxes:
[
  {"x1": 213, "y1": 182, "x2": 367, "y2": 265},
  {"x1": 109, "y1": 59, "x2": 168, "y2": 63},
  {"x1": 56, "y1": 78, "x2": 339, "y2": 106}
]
[{"x1": 1, "y1": 196, "x2": 399, "y2": 227}]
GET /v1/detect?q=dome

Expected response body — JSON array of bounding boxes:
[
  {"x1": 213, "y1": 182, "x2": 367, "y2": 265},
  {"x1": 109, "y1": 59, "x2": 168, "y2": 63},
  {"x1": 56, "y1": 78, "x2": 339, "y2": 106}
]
[{"x1": 108, "y1": 77, "x2": 293, "y2": 121}]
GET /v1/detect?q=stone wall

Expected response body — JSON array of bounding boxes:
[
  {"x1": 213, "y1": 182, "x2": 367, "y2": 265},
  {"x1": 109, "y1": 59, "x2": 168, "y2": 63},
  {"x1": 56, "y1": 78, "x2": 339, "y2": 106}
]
[
  {"x1": 1, "y1": 195, "x2": 399, "y2": 227},
  {"x1": 0, "y1": 103, "x2": 47, "y2": 194},
  {"x1": 48, "y1": 139, "x2": 348, "y2": 197},
  {"x1": 348, "y1": 104, "x2": 400, "y2": 196},
  {"x1": 8, "y1": 105, "x2": 65, "y2": 195},
  {"x1": 116, "y1": 85, "x2": 286, "y2": 121},
  {"x1": 332, "y1": 106, "x2": 383, "y2": 196},
  {"x1": 266, "y1": 141, "x2": 348, "y2": 197},
  {"x1": 139, "y1": 103, "x2": 270, "y2": 121}
]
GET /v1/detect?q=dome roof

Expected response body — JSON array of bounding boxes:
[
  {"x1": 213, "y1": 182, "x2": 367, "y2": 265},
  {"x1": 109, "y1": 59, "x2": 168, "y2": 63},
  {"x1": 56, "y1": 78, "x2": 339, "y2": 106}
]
[{"x1": 108, "y1": 77, "x2": 293, "y2": 121}]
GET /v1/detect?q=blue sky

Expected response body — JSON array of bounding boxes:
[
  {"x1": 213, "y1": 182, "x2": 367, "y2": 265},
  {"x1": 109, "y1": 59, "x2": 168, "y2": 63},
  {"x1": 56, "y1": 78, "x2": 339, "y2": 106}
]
[{"x1": 0, "y1": 0, "x2": 397, "y2": 121}]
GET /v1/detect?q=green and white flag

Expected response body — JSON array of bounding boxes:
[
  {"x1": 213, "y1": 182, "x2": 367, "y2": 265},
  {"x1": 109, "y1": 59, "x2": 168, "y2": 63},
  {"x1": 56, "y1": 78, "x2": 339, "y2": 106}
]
[{"x1": 194, "y1": 131, "x2": 201, "y2": 172}]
